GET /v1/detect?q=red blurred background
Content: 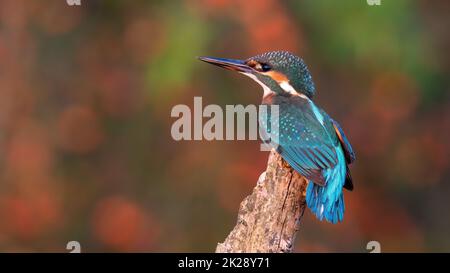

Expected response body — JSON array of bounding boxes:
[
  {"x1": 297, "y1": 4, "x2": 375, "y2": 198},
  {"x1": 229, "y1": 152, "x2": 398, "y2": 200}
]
[{"x1": 0, "y1": 0, "x2": 449, "y2": 252}]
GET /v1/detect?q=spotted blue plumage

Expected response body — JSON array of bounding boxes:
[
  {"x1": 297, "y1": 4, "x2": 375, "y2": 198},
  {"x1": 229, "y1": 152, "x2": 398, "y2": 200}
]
[
  {"x1": 199, "y1": 50, "x2": 355, "y2": 224},
  {"x1": 260, "y1": 95, "x2": 352, "y2": 223}
]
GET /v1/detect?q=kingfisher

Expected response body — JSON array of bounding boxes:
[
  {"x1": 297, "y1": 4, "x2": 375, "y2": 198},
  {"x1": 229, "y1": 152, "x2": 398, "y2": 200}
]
[{"x1": 199, "y1": 51, "x2": 355, "y2": 224}]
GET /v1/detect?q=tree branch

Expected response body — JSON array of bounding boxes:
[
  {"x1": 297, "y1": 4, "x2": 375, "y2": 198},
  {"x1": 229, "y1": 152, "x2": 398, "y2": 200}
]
[{"x1": 216, "y1": 150, "x2": 308, "y2": 253}]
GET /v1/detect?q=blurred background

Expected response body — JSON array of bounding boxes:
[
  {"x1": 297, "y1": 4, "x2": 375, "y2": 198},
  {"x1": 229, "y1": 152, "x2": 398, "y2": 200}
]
[{"x1": 0, "y1": 0, "x2": 449, "y2": 252}]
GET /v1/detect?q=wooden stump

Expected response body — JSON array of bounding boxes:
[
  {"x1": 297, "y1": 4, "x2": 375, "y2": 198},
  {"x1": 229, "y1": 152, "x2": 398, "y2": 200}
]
[{"x1": 216, "y1": 150, "x2": 308, "y2": 253}]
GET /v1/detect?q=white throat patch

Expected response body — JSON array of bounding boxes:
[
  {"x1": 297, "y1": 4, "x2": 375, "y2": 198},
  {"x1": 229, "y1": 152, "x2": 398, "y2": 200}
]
[
  {"x1": 241, "y1": 73, "x2": 309, "y2": 100},
  {"x1": 241, "y1": 73, "x2": 274, "y2": 97},
  {"x1": 279, "y1": 81, "x2": 308, "y2": 99},
  {"x1": 279, "y1": 81, "x2": 297, "y2": 95}
]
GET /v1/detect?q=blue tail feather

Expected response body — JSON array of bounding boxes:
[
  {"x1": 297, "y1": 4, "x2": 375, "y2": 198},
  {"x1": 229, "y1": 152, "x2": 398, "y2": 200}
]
[{"x1": 306, "y1": 147, "x2": 346, "y2": 224}]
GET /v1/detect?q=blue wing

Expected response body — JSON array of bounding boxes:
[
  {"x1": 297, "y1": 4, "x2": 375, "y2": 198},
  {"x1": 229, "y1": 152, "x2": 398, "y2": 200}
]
[
  {"x1": 329, "y1": 118, "x2": 356, "y2": 164},
  {"x1": 259, "y1": 96, "x2": 340, "y2": 186},
  {"x1": 260, "y1": 96, "x2": 355, "y2": 222}
]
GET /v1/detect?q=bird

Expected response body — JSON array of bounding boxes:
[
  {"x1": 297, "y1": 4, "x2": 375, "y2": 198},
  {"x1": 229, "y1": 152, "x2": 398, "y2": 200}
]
[{"x1": 199, "y1": 51, "x2": 355, "y2": 224}]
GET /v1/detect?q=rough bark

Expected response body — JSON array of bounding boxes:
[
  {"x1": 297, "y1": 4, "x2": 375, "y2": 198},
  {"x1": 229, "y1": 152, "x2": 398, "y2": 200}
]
[{"x1": 216, "y1": 150, "x2": 308, "y2": 253}]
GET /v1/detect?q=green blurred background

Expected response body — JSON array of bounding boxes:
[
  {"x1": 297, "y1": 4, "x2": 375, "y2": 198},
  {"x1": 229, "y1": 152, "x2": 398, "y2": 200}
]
[{"x1": 0, "y1": 0, "x2": 449, "y2": 252}]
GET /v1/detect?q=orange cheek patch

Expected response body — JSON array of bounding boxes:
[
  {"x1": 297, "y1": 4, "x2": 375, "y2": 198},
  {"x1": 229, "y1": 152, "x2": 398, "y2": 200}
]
[
  {"x1": 264, "y1": 71, "x2": 289, "y2": 83},
  {"x1": 246, "y1": 60, "x2": 259, "y2": 67}
]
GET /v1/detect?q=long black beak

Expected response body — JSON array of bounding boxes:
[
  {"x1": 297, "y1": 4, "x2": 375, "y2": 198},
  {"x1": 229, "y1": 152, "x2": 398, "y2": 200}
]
[{"x1": 198, "y1": 56, "x2": 253, "y2": 74}]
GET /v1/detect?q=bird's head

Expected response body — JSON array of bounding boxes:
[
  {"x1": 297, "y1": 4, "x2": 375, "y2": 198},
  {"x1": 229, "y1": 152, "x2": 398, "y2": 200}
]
[{"x1": 199, "y1": 51, "x2": 316, "y2": 99}]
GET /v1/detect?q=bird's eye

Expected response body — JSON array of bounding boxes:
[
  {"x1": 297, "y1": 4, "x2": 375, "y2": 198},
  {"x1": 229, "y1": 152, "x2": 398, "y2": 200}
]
[
  {"x1": 246, "y1": 60, "x2": 271, "y2": 72},
  {"x1": 260, "y1": 63, "x2": 271, "y2": 72}
]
